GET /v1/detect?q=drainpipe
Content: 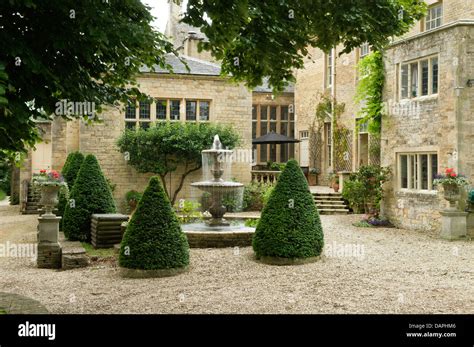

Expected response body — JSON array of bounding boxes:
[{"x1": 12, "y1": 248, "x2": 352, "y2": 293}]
[{"x1": 331, "y1": 47, "x2": 336, "y2": 174}]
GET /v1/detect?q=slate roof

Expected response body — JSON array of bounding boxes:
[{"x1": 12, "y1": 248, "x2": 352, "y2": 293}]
[
  {"x1": 253, "y1": 77, "x2": 295, "y2": 93},
  {"x1": 139, "y1": 54, "x2": 221, "y2": 76}
]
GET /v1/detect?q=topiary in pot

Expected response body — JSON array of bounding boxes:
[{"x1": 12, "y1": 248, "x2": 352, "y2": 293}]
[
  {"x1": 119, "y1": 176, "x2": 189, "y2": 277},
  {"x1": 252, "y1": 159, "x2": 324, "y2": 265},
  {"x1": 63, "y1": 154, "x2": 116, "y2": 241},
  {"x1": 58, "y1": 151, "x2": 84, "y2": 230}
]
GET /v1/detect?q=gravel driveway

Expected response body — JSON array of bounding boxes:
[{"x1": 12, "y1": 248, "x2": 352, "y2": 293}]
[{"x1": 0, "y1": 206, "x2": 473, "y2": 314}]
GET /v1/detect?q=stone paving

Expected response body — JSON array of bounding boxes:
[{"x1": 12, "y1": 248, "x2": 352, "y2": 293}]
[{"x1": 0, "y1": 292, "x2": 48, "y2": 314}]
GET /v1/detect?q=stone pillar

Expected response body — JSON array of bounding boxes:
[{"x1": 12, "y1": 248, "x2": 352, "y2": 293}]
[
  {"x1": 439, "y1": 210, "x2": 468, "y2": 240},
  {"x1": 37, "y1": 215, "x2": 62, "y2": 269}
]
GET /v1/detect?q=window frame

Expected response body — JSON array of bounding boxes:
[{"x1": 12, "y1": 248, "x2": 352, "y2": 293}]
[
  {"x1": 399, "y1": 55, "x2": 439, "y2": 100},
  {"x1": 397, "y1": 152, "x2": 438, "y2": 191},
  {"x1": 425, "y1": 3, "x2": 443, "y2": 31}
]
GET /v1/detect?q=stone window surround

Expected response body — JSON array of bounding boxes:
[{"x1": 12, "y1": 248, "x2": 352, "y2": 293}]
[
  {"x1": 324, "y1": 48, "x2": 334, "y2": 89},
  {"x1": 124, "y1": 98, "x2": 212, "y2": 128},
  {"x1": 398, "y1": 54, "x2": 439, "y2": 100},
  {"x1": 252, "y1": 103, "x2": 295, "y2": 164},
  {"x1": 359, "y1": 42, "x2": 370, "y2": 58},
  {"x1": 423, "y1": 2, "x2": 443, "y2": 32},
  {"x1": 396, "y1": 150, "x2": 439, "y2": 193}
]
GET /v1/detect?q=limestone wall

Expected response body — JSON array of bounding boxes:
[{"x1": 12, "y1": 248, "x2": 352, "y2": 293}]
[{"x1": 381, "y1": 24, "x2": 474, "y2": 231}]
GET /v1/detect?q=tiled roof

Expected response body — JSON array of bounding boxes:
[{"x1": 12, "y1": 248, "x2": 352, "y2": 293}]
[{"x1": 140, "y1": 54, "x2": 221, "y2": 76}]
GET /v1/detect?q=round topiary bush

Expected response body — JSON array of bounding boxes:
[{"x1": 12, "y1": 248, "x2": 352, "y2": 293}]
[
  {"x1": 252, "y1": 159, "x2": 324, "y2": 264},
  {"x1": 58, "y1": 151, "x2": 84, "y2": 230},
  {"x1": 119, "y1": 176, "x2": 189, "y2": 277},
  {"x1": 63, "y1": 154, "x2": 116, "y2": 241}
]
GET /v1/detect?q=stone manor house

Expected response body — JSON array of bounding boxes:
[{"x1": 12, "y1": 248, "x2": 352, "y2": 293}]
[{"x1": 14, "y1": 0, "x2": 474, "y2": 232}]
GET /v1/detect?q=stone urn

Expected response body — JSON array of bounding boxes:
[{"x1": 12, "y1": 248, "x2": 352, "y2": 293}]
[
  {"x1": 442, "y1": 183, "x2": 461, "y2": 211},
  {"x1": 39, "y1": 185, "x2": 61, "y2": 216}
]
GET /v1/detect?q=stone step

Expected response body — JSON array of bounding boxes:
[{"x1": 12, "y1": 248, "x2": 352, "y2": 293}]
[
  {"x1": 318, "y1": 209, "x2": 349, "y2": 215},
  {"x1": 314, "y1": 199, "x2": 345, "y2": 204},
  {"x1": 317, "y1": 204, "x2": 348, "y2": 209},
  {"x1": 313, "y1": 195, "x2": 343, "y2": 200}
]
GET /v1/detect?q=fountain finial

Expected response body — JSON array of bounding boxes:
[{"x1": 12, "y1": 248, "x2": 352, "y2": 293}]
[{"x1": 212, "y1": 134, "x2": 222, "y2": 150}]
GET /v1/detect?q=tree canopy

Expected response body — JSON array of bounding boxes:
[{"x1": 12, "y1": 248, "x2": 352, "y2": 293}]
[
  {"x1": 0, "y1": 0, "x2": 175, "y2": 159},
  {"x1": 116, "y1": 122, "x2": 240, "y2": 204},
  {"x1": 181, "y1": 0, "x2": 426, "y2": 92}
]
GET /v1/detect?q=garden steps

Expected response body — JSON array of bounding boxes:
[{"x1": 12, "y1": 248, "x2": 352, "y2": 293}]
[
  {"x1": 312, "y1": 192, "x2": 350, "y2": 215},
  {"x1": 22, "y1": 182, "x2": 41, "y2": 215}
]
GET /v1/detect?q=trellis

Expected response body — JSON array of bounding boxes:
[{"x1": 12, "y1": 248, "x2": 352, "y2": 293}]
[{"x1": 334, "y1": 126, "x2": 353, "y2": 172}]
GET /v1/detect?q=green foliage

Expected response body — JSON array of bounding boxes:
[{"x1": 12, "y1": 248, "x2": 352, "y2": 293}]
[
  {"x1": 0, "y1": 190, "x2": 5, "y2": 201},
  {"x1": 117, "y1": 121, "x2": 239, "y2": 204},
  {"x1": 468, "y1": 189, "x2": 474, "y2": 204},
  {"x1": 81, "y1": 242, "x2": 115, "y2": 259},
  {"x1": 252, "y1": 159, "x2": 324, "y2": 259},
  {"x1": 125, "y1": 190, "x2": 142, "y2": 204},
  {"x1": 0, "y1": 0, "x2": 176, "y2": 157},
  {"x1": 181, "y1": 0, "x2": 426, "y2": 92},
  {"x1": 63, "y1": 155, "x2": 116, "y2": 241},
  {"x1": 242, "y1": 182, "x2": 274, "y2": 211},
  {"x1": 174, "y1": 199, "x2": 202, "y2": 224},
  {"x1": 0, "y1": 159, "x2": 11, "y2": 196},
  {"x1": 58, "y1": 152, "x2": 84, "y2": 229},
  {"x1": 341, "y1": 179, "x2": 365, "y2": 213},
  {"x1": 342, "y1": 165, "x2": 391, "y2": 216},
  {"x1": 355, "y1": 51, "x2": 385, "y2": 135},
  {"x1": 244, "y1": 218, "x2": 259, "y2": 228},
  {"x1": 119, "y1": 176, "x2": 189, "y2": 270}
]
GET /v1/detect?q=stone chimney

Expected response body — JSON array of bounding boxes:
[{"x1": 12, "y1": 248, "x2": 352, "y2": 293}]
[{"x1": 165, "y1": 1, "x2": 182, "y2": 41}]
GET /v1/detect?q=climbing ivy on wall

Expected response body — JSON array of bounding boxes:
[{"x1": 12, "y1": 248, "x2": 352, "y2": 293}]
[{"x1": 354, "y1": 50, "x2": 385, "y2": 135}]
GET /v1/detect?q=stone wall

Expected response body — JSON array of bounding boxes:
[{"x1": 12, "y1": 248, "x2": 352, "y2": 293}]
[
  {"x1": 381, "y1": 24, "x2": 474, "y2": 231},
  {"x1": 78, "y1": 73, "x2": 252, "y2": 212}
]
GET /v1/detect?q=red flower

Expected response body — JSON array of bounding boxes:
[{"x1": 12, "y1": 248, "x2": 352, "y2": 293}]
[
  {"x1": 445, "y1": 168, "x2": 454, "y2": 174},
  {"x1": 451, "y1": 173, "x2": 457, "y2": 178},
  {"x1": 40, "y1": 169, "x2": 46, "y2": 174}
]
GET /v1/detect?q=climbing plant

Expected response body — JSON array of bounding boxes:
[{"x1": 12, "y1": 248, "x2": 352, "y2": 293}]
[{"x1": 354, "y1": 50, "x2": 385, "y2": 135}]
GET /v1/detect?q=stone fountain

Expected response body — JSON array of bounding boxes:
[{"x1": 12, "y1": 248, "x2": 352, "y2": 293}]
[{"x1": 191, "y1": 135, "x2": 243, "y2": 226}]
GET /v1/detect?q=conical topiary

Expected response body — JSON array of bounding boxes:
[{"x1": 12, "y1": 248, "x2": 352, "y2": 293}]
[
  {"x1": 58, "y1": 151, "x2": 84, "y2": 230},
  {"x1": 119, "y1": 176, "x2": 189, "y2": 276},
  {"x1": 63, "y1": 154, "x2": 116, "y2": 241},
  {"x1": 252, "y1": 159, "x2": 324, "y2": 263}
]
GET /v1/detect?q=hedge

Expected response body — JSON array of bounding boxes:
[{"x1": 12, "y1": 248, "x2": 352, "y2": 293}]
[{"x1": 58, "y1": 151, "x2": 84, "y2": 229}]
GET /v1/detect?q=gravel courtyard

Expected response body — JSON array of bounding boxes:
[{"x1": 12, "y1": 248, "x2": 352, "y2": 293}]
[{"x1": 0, "y1": 205, "x2": 473, "y2": 314}]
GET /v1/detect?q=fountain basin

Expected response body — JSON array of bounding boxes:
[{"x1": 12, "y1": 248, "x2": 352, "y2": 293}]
[{"x1": 182, "y1": 220, "x2": 255, "y2": 248}]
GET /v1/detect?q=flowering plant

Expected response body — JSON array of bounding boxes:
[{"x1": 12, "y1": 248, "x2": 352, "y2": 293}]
[
  {"x1": 433, "y1": 168, "x2": 470, "y2": 188},
  {"x1": 32, "y1": 169, "x2": 66, "y2": 187}
]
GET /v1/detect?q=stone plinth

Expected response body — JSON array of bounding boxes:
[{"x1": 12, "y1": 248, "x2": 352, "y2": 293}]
[
  {"x1": 440, "y1": 210, "x2": 468, "y2": 240},
  {"x1": 37, "y1": 215, "x2": 62, "y2": 269},
  {"x1": 62, "y1": 247, "x2": 89, "y2": 269},
  {"x1": 467, "y1": 212, "x2": 474, "y2": 238}
]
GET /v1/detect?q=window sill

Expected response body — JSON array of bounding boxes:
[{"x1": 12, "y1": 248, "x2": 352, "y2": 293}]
[
  {"x1": 396, "y1": 189, "x2": 439, "y2": 196},
  {"x1": 400, "y1": 94, "x2": 438, "y2": 102}
]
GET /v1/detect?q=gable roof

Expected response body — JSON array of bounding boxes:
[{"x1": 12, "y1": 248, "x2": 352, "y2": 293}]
[{"x1": 253, "y1": 77, "x2": 295, "y2": 93}]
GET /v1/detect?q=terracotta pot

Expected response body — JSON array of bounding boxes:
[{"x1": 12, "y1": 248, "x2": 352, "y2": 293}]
[
  {"x1": 443, "y1": 183, "x2": 461, "y2": 211},
  {"x1": 39, "y1": 185, "x2": 61, "y2": 216}
]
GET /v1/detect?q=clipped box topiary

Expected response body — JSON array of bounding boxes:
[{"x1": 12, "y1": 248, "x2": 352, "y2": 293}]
[
  {"x1": 252, "y1": 159, "x2": 324, "y2": 265},
  {"x1": 58, "y1": 151, "x2": 84, "y2": 230},
  {"x1": 63, "y1": 154, "x2": 116, "y2": 241},
  {"x1": 119, "y1": 176, "x2": 189, "y2": 278}
]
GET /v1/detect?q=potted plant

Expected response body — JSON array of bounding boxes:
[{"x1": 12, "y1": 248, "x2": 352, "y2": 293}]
[
  {"x1": 327, "y1": 171, "x2": 339, "y2": 192},
  {"x1": 433, "y1": 168, "x2": 470, "y2": 211},
  {"x1": 125, "y1": 190, "x2": 142, "y2": 214},
  {"x1": 32, "y1": 169, "x2": 66, "y2": 216},
  {"x1": 308, "y1": 167, "x2": 320, "y2": 186}
]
